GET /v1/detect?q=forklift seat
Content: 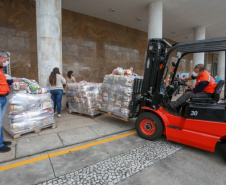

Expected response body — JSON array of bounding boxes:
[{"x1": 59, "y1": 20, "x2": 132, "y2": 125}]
[{"x1": 190, "y1": 80, "x2": 225, "y2": 104}]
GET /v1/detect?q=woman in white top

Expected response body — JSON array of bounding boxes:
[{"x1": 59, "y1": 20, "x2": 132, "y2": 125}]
[
  {"x1": 46, "y1": 67, "x2": 66, "y2": 117},
  {"x1": 66, "y1": 70, "x2": 76, "y2": 83},
  {"x1": 66, "y1": 70, "x2": 76, "y2": 108}
]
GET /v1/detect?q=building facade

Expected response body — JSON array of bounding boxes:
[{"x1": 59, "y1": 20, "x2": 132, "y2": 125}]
[{"x1": 0, "y1": 0, "x2": 223, "y2": 84}]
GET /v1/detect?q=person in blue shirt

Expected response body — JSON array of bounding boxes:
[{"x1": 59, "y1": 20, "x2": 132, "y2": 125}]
[
  {"x1": 214, "y1": 74, "x2": 222, "y2": 84},
  {"x1": 160, "y1": 76, "x2": 165, "y2": 93}
]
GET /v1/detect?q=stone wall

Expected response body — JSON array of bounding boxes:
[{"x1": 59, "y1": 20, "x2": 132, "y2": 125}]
[
  {"x1": 0, "y1": 0, "x2": 198, "y2": 83},
  {"x1": 62, "y1": 9, "x2": 148, "y2": 82},
  {"x1": 207, "y1": 53, "x2": 215, "y2": 75},
  {"x1": 0, "y1": 0, "x2": 37, "y2": 80}
]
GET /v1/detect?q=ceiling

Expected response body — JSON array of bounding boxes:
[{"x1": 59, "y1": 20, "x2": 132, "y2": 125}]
[{"x1": 62, "y1": 0, "x2": 226, "y2": 42}]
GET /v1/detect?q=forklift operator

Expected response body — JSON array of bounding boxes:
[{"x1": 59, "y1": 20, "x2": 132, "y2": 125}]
[{"x1": 169, "y1": 64, "x2": 217, "y2": 109}]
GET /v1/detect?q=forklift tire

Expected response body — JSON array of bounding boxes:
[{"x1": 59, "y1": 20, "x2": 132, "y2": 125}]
[
  {"x1": 221, "y1": 143, "x2": 226, "y2": 161},
  {"x1": 222, "y1": 139, "x2": 226, "y2": 144},
  {"x1": 135, "y1": 112, "x2": 164, "y2": 141}
]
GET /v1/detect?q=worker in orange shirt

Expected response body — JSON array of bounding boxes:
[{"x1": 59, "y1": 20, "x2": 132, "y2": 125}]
[
  {"x1": 0, "y1": 52, "x2": 21, "y2": 153},
  {"x1": 166, "y1": 64, "x2": 216, "y2": 109}
]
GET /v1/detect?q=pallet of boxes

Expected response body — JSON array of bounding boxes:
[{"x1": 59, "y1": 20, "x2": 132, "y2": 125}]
[
  {"x1": 97, "y1": 67, "x2": 143, "y2": 121},
  {"x1": 66, "y1": 81, "x2": 102, "y2": 118},
  {"x1": 3, "y1": 78, "x2": 56, "y2": 139}
]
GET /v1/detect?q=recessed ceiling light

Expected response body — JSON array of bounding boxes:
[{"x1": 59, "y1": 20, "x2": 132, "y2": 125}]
[
  {"x1": 109, "y1": 8, "x2": 116, "y2": 12},
  {"x1": 171, "y1": 31, "x2": 176, "y2": 34},
  {"x1": 136, "y1": 18, "x2": 142, "y2": 21}
]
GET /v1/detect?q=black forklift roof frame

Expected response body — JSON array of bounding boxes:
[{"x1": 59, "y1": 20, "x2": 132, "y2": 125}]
[
  {"x1": 166, "y1": 37, "x2": 226, "y2": 56},
  {"x1": 165, "y1": 37, "x2": 226, "y2": 100}
]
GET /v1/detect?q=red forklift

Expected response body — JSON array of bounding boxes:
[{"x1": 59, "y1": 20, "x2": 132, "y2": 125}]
[{"x1": 130, "y1": 38, "x2": 226, "y2": 156}]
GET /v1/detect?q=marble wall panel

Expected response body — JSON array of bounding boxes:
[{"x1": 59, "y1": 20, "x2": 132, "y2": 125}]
[
  {"x1": 0, "y1": 34, "x2": 7, "y2": 50},
  {"x1": 8, "y1": 37, "x2": 26, "y2": 50},
  {"x1": 0, "y1": 0, "x2": 37, "y2": 80},
  {"x1": 207, "y1": 53, "x2": 214, "y2": 74}
]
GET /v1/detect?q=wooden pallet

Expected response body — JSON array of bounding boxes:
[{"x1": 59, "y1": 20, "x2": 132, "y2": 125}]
[
  {"x1": 69, "y1": 111, "x2": 101, "y2": 119},
  {"x1": 12, "y1": 123, "x2": 57, "y2": 139},
  {"x1": 78, "y1": 113, "x2": 101, "y2": 119},
  {"x1": 96, "y1": 109, "x2": 129, "y2": 122}
]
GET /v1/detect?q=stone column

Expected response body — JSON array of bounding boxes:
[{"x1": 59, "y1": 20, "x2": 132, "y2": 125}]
[
  {"x1": 218, "y1": 51, "x2": 225, "y2": 81},
  {"x1": 36, "y1": 0, "x2": 62, "y2": 87},
  {"x1": 192, "y1": 26, "x2": 205, "y2": 85},
  {"x1": 204, "y1": 53, "x2": 208, "y2": 70},
  {"x1": 148, "y1": 1, "x2": 163, "y2": 39},
  {"x1": 193, "y1": 26, "x2": 206, "y2": 68}
]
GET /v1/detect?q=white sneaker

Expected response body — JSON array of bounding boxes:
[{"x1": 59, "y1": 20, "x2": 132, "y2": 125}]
[{"x1": 58, "y1": 114, "x2": 61, "y2": 118}]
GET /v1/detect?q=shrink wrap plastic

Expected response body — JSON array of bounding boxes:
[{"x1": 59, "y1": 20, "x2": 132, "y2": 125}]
[
  {"x1": 12, "y1": 78, "x2": 50, "y2": 94},
  {"x1": 66, "y1": 82, "x2": 102, "y2": 116},
  {"x1": 97, "y1": 74, "x2": 142, "y2": 118},
  {"x1": 3, "y1": 93, "x2": 55, "y2": 136}
]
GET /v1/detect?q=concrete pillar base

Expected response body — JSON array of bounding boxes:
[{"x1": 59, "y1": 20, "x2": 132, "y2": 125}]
[{"x1": 192, "y1": 26, "x2": 206, "y2": 86}]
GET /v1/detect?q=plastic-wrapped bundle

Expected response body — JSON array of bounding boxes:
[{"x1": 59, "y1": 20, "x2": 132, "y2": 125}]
[
  {"x1": 3, "y1": 93, "x2": 55, "y2": 137},
  {"x1": 112, "y1": 67, "x2": 124, "y2": 75},
  {"x1": 98, "y1": 74, "x2": 142, "y2": 119},
  {"x1": 66, "y1": 82, "x2": 102, "y2": 116},
  {"x1": 12, "y1": 79, "x2": 50, "y2": 94}
]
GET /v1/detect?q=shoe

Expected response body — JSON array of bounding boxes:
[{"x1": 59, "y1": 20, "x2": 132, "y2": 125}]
[
  {"x1": 3, "y1": 141, "x2": 12, "y2": 146},
  {"x1": 163, "y1": 102, "x2": 176, "y2": 112},
  {"x1": 0, "y1": 145, "x2": 11, "y2": 153},
  {"x1": 58, "y1": 114, "x2": 61, "y2": 118},
  {"x1": 163, "y1": 102, "x2": 179, "y2": 115}
]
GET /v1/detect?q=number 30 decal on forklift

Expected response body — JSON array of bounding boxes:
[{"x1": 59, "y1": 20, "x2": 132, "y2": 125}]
[{"x1": 190, "y1": 111, "x2": 198, "y2": 116}]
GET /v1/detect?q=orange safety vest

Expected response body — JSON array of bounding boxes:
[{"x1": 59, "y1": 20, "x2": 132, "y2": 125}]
[
  {"x1": 0, "y1": 68, "x2": 10, "y2": 95},
  {"x1": 195, "y1": 70, "x2": 216, "y2": 93}
]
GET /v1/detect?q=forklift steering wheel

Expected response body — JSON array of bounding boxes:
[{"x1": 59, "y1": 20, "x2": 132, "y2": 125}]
[{"x1": 177, "y1": 78, "x2": 186, "y2": 86}]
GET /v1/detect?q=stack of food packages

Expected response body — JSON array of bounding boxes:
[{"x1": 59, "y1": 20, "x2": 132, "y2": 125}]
[
  {"x1": 66, "y1": 82, "x2": 102, "y2": 116},
  {"x1": 3, "y1": 78, "x2": 55, "y2": 137},
  {"x1": 97, "y1": 68, "x2": 142, "y2": 119},
  {"x1": 12, "y1": 78, "x2": 49, "y2": 94}
]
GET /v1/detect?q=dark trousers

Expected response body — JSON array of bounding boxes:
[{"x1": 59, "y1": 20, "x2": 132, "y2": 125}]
[
  {"x1": 177, "y1": 87, "x2": 180, "y2": 94},
  {"x1": 0, "y1": 96, "x2": 7, "y2": 147},
  {"x1": 50, "y1": 89, "x2": 63, "y2": 114},
  {"x1": 170, "y1": 91, "x2": 209, "y2": 109}
]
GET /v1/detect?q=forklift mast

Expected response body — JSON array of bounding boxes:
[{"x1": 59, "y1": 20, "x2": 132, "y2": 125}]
[{"x1": 140, "y1": 39, "x2": 171, "y2": 110}]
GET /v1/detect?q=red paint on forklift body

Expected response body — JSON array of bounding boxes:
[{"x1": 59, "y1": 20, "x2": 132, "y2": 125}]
[{"x1": 141, "y1": 106, "x2": 224, "y2": 152}]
